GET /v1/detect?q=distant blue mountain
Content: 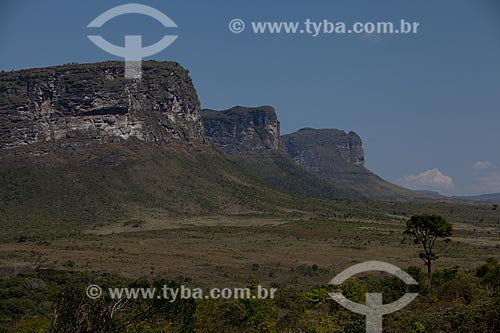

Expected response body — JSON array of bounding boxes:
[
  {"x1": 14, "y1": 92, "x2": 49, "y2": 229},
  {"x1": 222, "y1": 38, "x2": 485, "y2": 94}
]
[
  {"x1": 415, "y1": 190, "x2": 443, "y2": 196},
  {"x1": 454, "y1": 193, "x2": 500, "y2": 203}
]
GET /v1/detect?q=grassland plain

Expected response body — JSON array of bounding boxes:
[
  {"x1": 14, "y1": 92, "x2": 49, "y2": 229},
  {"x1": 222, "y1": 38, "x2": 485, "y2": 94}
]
[
  {"x1": 1, "y1": 213, "x2": 499, "y2": 284},
  {"x1": 0, "y1": 213, "x2": 500, "y2": 332}
]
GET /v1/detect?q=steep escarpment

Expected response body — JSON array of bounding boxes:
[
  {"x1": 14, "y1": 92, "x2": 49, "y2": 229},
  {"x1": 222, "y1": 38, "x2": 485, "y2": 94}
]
[
  {"x1": 282, "y1": 128, "x2": 426, "y2": 200},
  {"x1": 282, "y1": 128, "x2": 366, "y2": 175},
  {"x1": 202, "y1": 107, "x2": 361, "y2": 200},
  {"x1": 0, "y1": 61, "x2": 205, "y2": 152},
  {"x1": 0, "y1": 64, "x2": 337, "y2": 240},
  {"x1": 202, "y1": 106, "x2": 281, "y2": 154},
  {"x1": 203, "y1": 107, "x2": 427, "y2": 201}
]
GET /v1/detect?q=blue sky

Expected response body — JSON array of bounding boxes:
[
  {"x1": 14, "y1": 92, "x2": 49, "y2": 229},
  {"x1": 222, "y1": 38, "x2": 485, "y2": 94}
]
[{"x1": 1, "y1": 0, "x2": 499, "y2": 195}]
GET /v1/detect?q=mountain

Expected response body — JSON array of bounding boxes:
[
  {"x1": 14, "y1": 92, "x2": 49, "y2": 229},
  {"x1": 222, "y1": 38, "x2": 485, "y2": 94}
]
[
  {"x1": 415, "y1": 190, "x2": 443, "y2": 196},
  {"x1": 455, "y1": 193, "x2": 500, "y2": 203},
  {"x1": 0, "y1": 61, "x2": 205, "y2": 149},
  {"x1": 202, "y1": 105, "x2": 281, "y2": 154},
  {"x1": 282, "y1": 128, "x2": 427, "y2": 200},
  {"x1": 0, "y1": 61, "x2": 437, "y2": 241},
  {"x1": 0, "y1": 62, "x2": 337, "y2": 240},
  {"x1": 282, "y1": 128, "x2": 365, "y2": 174},
  {"x1": 203, "y1": 107, "x2": 427, "y2": 201},
  {"x1": 202, "y1": 106, "x2": 361, "y2": 199}
]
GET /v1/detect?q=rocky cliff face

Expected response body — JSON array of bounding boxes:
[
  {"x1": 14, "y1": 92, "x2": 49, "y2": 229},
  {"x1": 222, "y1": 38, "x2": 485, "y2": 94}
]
[
  {"x1": 282, "y1": 128, "x2": 365, "y2": 176},
  {"x1": 0, "y1": 67, "x2": 322, "y2": 236},
  {"x1": 202, "y1": 106, "x2": 428, "y2": 200},
  {"x1": 202, "y1": 106, "x2": 280, "y2": 154},
  {"x1": 202, "y1": 107, "x2": 361, "y2": 199},
  {"x1": 0, "y1": 60, "x2": 426, "y2": 202},
  {"x1": 0, "y1": 61, "x2": 206, "y2": 152},
  {"x1": 282, "y1": 128, "x2": 426, "y2": 200}
]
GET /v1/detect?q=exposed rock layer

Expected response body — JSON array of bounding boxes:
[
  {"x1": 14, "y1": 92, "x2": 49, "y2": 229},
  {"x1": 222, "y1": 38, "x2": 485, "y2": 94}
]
[
  {"x1": 282, "y1": 128, "x2": 427, "y2": 200},
  {"x1": 203, "y1": 107, "x2": 427, "y2": 201},
  {"x1": 202, "y1": 107, "x2": 361, "y2": 200},
  {"x1": 0, "y1": 61, "x2": 206, "y2": 151},
  {"x1": 282, "y1": 128, "x2": 366, "y2": 176},
  {"x1": 202, "y1": 106, "x2": 280, "y2": 154}
]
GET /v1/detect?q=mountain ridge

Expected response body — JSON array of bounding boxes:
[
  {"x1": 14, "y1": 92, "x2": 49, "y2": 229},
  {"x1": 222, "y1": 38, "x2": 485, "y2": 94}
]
[
  {"x1": 202, "y1": 106, "x2": 361, "y2": 200},
  {"x1": 0, "y1": 62, "x2": 350, "y2": 240},
  {"x1": 203, "y1": 106, "x2": 430, "y2": 201},
  {"x1": 0, "y1": 61, "x2": 206, "y2": 151},
  {"x1": 454, "y1": 193, "x2": 500, "y2": 203}
]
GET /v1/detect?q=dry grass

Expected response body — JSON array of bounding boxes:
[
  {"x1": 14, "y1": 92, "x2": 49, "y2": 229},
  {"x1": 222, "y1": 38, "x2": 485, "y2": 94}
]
[{"x1": 1, "y1": 217, "x2": 499, "y2": 290}]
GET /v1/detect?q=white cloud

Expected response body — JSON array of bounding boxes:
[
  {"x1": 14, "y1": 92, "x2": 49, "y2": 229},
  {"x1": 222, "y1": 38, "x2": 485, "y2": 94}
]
[
  {"x1": 472, "y1": 161, "x2": 497, "y2": 170},
  {"x1": 399, "y1": 168, "x2": 455, "y2": 192}
]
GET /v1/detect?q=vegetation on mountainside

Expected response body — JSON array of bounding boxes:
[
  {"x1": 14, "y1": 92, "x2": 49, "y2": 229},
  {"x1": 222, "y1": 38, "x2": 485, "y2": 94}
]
[
  {"x1": 0, "y1": 142, "x2": 375, "y2": 242},
  {"x1": 227, "y1": 152, "x2": 362, "y2": 200}
]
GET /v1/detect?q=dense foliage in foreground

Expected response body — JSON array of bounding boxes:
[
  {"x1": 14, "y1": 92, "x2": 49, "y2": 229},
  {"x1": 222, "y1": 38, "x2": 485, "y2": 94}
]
[{"x1": 0, "y1": 259, "x2": 499, "y2": 332}]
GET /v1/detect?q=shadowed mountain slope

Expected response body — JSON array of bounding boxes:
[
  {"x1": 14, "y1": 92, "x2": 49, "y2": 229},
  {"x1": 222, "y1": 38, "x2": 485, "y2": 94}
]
[
  {"x1": 202, "y1": 106, "x2": 361, "y2": 200},
  {"x1": 282, "y1": 128, "x2": 430, "y2": 200},
  {"x1": 0, "y1": 63, "x2": 355, "y2": 240},
  {"x1": 203, "y1": 106, "x2": 430, "y2": 201}
]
